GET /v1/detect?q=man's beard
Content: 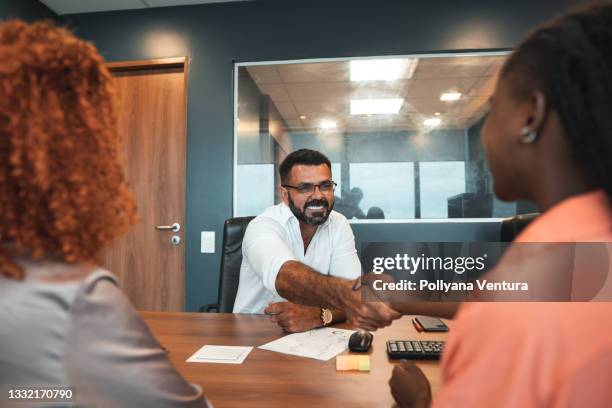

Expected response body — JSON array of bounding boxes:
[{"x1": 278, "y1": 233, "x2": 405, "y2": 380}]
[{"x1": 287, "y1": 195, "x2": 333, "y2": 226}]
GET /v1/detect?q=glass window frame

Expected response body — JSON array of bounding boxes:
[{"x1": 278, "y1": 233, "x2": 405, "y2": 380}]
[{"x1": 233, "y1": 51, "x2": 510, "y2": 224}]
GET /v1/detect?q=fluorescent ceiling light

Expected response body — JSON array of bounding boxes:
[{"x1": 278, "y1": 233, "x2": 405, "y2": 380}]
[
  {"x1": 350, "y1": 98, "x2": 404, "y2": 115},
  {"x1": 320, "y1": 120, "x2": 337, "y2": 129},
  {"x1": 350, "y1": 58, "x2": 418, "y2": 81},
  {"x1": 423, "y1": 117, "x2": 442, "y2": 127},
  {"x1": 440, "y1": 92, "x2": 462, "y2": 101}
]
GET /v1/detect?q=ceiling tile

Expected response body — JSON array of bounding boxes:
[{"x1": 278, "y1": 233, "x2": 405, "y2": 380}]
[
  {"x1": 293, "y1": 100, "x2": 348, "y2": 118},
  {"x1": 241, "y1": 54, "x2": 503, "y2": 133},
  {"x1": 413, "y1": 56, "x2": 492, "y2": 79},
  {"x1": 274, "y1": 102, "x2": 299, "y2": 120},
  {"x1": 467, "y1": 75, "x2": 498, "y2": 97},
  {"x1": 284, "y1": 119, "x2": 305, "y2": 131},
  {"x1": 256, "y1": 83, "x2": 291, "y2": 102},
  {"x1": 286, "y1": 82, "x2": 351, "y2": 102},
  {"x1": 483, "y1": 57, "x2": 507, "y2": 76},
  {"x1": 454, "y1": 96, "x2": 489, "y2": 121},
  {"x1": 406, "y1": 77, "x2": 478, "y2": 99},
  {"x1": 278, "y1": 62, "x2": 349, "y2": 83},
  {"x1": 246, "y1": 66, "x2": 282, "y2": 84},
  {"x1": 404, "y1": 98, "x2": 454, "y2": 115}
]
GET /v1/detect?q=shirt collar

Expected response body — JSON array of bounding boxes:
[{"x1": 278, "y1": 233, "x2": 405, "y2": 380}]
[{"x1": 516, "y1": 189, "x2": 612, "y2": 242}]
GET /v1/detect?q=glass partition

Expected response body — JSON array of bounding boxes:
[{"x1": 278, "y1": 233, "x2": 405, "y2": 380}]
[{"x1": 234, "y1": 53, "x2": 538, "y2": 221}]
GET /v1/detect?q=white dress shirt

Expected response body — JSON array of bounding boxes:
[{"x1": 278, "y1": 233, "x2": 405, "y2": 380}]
[{"x1": 232, "y1": 203, "x2": 362, "y2": 314}]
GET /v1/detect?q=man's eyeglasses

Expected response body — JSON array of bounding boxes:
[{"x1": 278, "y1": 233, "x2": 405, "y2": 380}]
[{"x1": 282, "y1": 181, "x2": 337, "y2": 195}]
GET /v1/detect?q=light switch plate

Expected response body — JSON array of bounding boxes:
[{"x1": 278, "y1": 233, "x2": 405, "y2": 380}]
[{"x1": 201, "y1": 231, "x2": 215, "y2": 253}]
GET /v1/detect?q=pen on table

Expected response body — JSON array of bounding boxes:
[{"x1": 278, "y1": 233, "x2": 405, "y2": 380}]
[{"x1": 412, "y1": 318, "x2": 423, "y2": 333}]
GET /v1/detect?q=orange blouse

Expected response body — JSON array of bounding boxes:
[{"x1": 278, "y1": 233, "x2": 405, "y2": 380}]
[{"x1": 434, "y1": 190, "x2": 612, "y2": 408}]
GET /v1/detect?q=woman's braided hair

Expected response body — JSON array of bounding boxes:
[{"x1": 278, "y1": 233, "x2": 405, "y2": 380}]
[{"x1": 501, "y1": 3, "x2": 612, "y2": 200}]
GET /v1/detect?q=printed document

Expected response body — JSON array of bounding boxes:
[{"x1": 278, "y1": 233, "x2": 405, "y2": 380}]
[{"x1": 258, "y1": 328, "x2": 354, "y2": 361}]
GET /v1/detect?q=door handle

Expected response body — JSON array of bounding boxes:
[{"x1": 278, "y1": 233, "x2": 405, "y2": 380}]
[{"x1": 155, "y1": 222, "x2": 181, "y2": 232}]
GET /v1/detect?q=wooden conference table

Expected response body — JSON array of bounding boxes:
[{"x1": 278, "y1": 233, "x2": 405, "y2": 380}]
[{"x1": 142, "y1": 312, "x2": 449, "y2": 408}]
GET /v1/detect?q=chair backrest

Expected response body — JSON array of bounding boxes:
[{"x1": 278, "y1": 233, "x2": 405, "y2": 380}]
[
  {"x1": 217, "y1": 216, "x2": 255, "y2": 313},
  {"x1": 500, "y1": 213, "x2": 539, "y2": 242}
]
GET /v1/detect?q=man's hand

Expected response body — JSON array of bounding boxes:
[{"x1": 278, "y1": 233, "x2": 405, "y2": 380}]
[
  {"x1": 264, "y1": 301, "x2": 322, "y2": 333},
  {"x1": 389, "y1": 360, "x2": 432, "y2": 408},
  {"x1": 338, "y1": 278, "x2": 401, "y2": 331}
]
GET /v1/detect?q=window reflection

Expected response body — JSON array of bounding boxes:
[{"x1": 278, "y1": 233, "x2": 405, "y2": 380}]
[
  {"x1": 419, "y1": 161, "x2": 466, "y2": 218},
  {"x1": 348, "y1": 162, "x2": 415, "y2": 219},
  {"x1": 236, "y1": 164, "x2": 274, "y2": 217},
  {"x1": 331, "y1": 163, "x2": 342, "y2": 198},
  {"x1": 234, "y1": 53, "x2": 539, "y2": 220}
]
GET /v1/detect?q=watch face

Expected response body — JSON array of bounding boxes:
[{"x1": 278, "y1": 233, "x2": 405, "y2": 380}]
[{"x1": 322, "y1": 308, "x2": 333, "y2": 325}]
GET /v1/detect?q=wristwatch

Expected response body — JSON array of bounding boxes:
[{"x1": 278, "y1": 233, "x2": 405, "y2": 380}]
[{"x1": 321, "y1": 308, "x2": 333, "y2": 326}]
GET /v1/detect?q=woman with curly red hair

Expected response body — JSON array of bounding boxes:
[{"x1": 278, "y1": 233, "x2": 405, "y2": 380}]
[{"x1": 0, "y1": 20, "x2": 209, "y2": 407}]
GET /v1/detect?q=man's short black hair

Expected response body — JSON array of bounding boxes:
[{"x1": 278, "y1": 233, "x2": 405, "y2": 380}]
[{"x1": 279, "y1": 149, "x2": 331, "y2": 184}]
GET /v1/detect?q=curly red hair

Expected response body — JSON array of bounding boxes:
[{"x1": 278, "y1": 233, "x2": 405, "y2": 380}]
[{"x1": 0, "y1": 20, "x2": 138, "y2": 279}]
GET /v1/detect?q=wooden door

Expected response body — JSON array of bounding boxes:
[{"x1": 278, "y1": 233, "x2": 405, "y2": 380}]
[{"x1": 103, "y1": 58, "x2": 188, "y2": 312}]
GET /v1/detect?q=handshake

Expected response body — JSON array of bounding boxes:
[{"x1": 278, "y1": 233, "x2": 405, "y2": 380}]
[
  {"x1": 265, "y1": 273, "x2": 402, "y2": 333},
  {"x1": 338, "y1": 274, "x2": 402, "y2": 331}
]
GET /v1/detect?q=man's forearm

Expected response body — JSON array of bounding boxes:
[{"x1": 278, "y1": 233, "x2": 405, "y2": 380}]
[
  {"x1": 275, "y1": 260, "x2": 353, "y2": 310},
  {"x1": 329, "y1": 309, "x2": 346, "y2": 324}
]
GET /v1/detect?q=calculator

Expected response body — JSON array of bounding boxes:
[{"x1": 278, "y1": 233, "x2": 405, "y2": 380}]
[{"x1": 386, "y1": 340, "x2": 445, "y2": 360}]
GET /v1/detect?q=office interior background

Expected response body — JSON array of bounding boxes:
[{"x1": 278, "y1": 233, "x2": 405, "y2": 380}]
[{"x1": 0, "y1": 0, "x2": 586, "y2": 312}]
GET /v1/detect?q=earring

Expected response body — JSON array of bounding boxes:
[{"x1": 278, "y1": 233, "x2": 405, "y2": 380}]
[{"x1": 520, "y1": 126, "x2": 537, "y2": 143}]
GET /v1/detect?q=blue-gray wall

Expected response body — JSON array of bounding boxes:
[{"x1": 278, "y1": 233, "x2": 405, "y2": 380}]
[
  {"x1": 0, "y1": 0, "x2": 56, "y2": 21},
  {"x1": 24, "y1": 0, "x2": 583, "y2": 310}
]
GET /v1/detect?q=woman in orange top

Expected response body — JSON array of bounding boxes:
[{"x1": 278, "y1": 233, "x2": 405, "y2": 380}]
[{"x1": 389, "y1": 3, "x2": 612, "y2": 407}]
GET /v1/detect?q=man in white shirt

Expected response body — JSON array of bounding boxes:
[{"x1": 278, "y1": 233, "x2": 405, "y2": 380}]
[{"x1": 233, "y1": 149, "x2": 399, "y2": 332}]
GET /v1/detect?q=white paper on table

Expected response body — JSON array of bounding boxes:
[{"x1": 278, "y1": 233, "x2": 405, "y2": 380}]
[
  {"x1": 258, "y1": 327, "x2": 355, "y2": 361},
  {"x1": 186, "y1": 345, "x2": 253, "y2": 364}
]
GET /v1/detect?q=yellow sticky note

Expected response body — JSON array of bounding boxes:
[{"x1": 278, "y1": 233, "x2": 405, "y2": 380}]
[
  {"x1": 358, "y1": 355, "x2": 370, "y2": 371},
  {"x1": 348, "y1": 356, "x2": 359, "y2": 370},
  {"x1": 336, "y1": 355, "x2": 370, "y2": 372},
  {"x1": 336, "y1": 356, "x2": 348, "y2": 370}
]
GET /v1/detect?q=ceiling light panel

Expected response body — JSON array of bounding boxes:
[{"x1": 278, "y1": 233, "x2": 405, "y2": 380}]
[
  {"x1": 320, "y1": 120, "x2": 337, "y2": 129},
  {"x1": 440, "y1": 92, "x2": 462, "y2": 101},
  {"x1": 423, "y1": 117, "x2": 442, "y2": 127},
  {"x1": 350, "y1": 58, "x2": 418, "y2": 81}
]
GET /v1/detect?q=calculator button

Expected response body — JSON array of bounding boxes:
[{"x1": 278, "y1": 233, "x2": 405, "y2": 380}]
[
  {"x1": 412, "y1": 342, "x2": 421, "y2": 351},
  {"x1": 398, "y1": 343, "x2": 406, "y2": 352},
  {"x1": 390, "y1": 344, "x2": 398, "y2": 352}
]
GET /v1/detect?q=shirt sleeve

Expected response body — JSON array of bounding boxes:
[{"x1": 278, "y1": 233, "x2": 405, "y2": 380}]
[
  {"x1": 328, "y1": 216, "x2": 362, "y2": 280},
  {"x1": 66, "y1": 277, "x2": 211, "y2": 408},
  {"x1": 242, "y1": 217, "x2": 297, "y2": 298}
]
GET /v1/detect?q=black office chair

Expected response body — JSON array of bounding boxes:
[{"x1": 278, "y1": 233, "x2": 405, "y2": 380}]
[
  {"x1": 500, "y1": 213, "x2": 539, "y2": 242},
  {"x1": 201, "y1": 216, "x2": 255, "y2": 313}
]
